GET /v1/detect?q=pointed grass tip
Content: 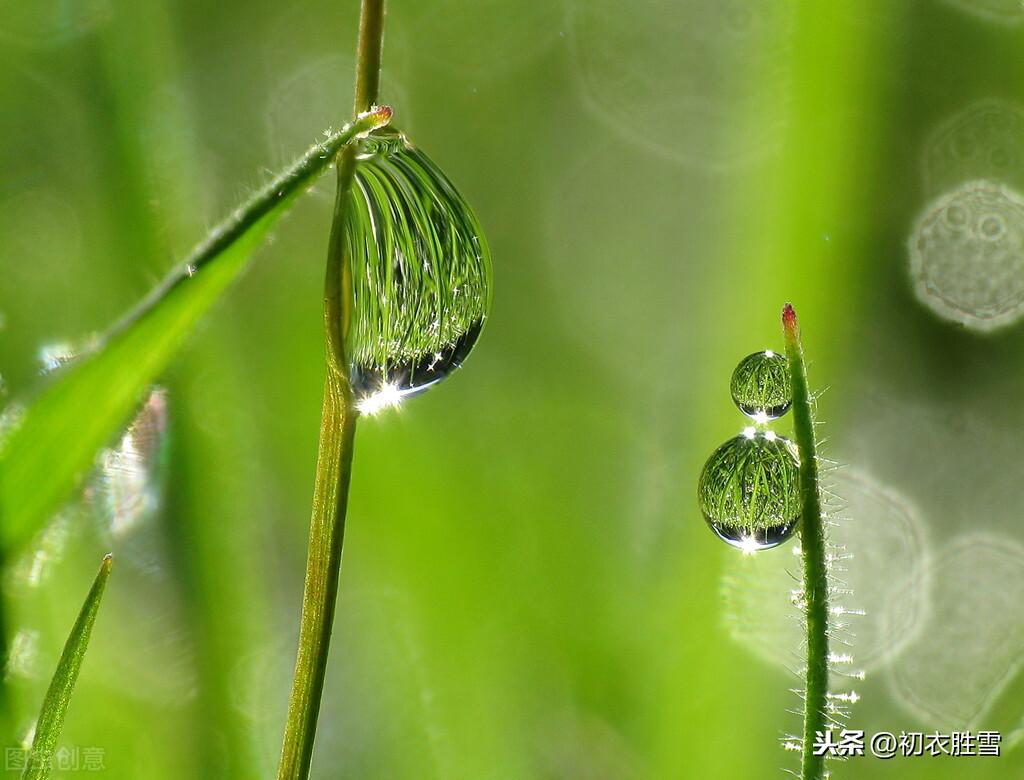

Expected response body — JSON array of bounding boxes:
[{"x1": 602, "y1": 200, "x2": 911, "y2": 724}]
[
  {"x1": 100, "y1": 552, "x2": 114, "y2": 572},
  {"x1": 782, "y1": 303, "x2": 799, "y2": 341}
]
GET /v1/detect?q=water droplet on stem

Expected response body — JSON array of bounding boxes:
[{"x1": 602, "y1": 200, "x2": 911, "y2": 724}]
[
  {"x1": 698, "y1": 430, "x2": 800, "y2": 551},
  {"x1": 730, "y1": 349, "x2": 792, "y2": 420},
  {"x1": 345, "y1": 129, "x2": 491, "y2": 412}
]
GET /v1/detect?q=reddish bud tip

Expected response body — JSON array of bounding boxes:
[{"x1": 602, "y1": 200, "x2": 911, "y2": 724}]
[
  {"x1": 782, "y1": 302, "x2": 799, "y2": 338},
  {"x1": 373, "y1": 105, "x2": 394, "y2": 123}
]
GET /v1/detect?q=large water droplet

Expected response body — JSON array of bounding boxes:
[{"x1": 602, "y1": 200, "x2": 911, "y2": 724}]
[
  {"x1": 345, "y1": 129, "x2": 492, "y2": 414},
  {"x1": 730, "y1": 350, "x2": 791, "y2": 420},
  {"x1": 697, "y1": 430, "x2": 800, "y2": 551},
  {"x1": 908, "y1": 179, "x2": 1024, "y2": 332}
]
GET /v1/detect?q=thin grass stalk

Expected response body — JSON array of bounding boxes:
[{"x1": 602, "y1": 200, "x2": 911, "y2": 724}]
[
  {"x1": 782, "y1": 303, "x2": 830, "y2": 780},
  {"x1": 275, "y1": 2, "x2": 386, "y2": 778}
]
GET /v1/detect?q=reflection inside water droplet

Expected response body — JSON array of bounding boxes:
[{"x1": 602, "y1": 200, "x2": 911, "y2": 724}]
[
  {"x1": 709, "y1": 516, "x2": 798, "y2": 552},
  {"x1": 697, "y1": 430, "x2": 800, "y2": 552},
  {"x1": 345, "y1": 129, "x2": 492, "y2": 413},
  {"x1": 355, "y1": 132, "x2": 409, "y2": 160},
  {"x1": 352, "y1": 320, "x2": 484, "y2": 414},
  {"x1": 729, "y1": 349, "x2": 792, "y2": 420}
]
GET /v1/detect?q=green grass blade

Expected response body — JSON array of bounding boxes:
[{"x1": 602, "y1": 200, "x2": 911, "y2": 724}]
[
  {"x1": 21, "y1": 554, "x2": 114, "y2": 780},
  {"x1": 0, "y1": 108, "x2": 392, "y2": 556}
]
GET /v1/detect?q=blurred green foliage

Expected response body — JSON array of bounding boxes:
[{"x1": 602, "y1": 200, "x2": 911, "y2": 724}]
[{"x1": 2, "y1": 1, "x2": 1024, "y2": 778}]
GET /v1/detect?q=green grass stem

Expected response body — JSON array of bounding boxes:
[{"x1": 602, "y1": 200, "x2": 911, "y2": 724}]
[
  {"x1": 783, "y1": 303, "x2": 830, "y2": 780},
  {"x1": 275, "y1": 2, "x2": 386, "y2": 778}
]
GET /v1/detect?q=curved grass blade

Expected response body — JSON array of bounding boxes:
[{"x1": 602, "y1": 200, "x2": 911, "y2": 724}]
[
  {"x1": 0, "y1": 107, "x2": 392, "y2": 556},
  {"x1": 21, "y1": 554, "x2": 113, "y2": 780}
]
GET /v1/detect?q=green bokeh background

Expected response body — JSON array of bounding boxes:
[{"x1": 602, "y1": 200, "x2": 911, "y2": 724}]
[{"x1": 2, "y1": 1, "x2": 1024, "y2": 777}]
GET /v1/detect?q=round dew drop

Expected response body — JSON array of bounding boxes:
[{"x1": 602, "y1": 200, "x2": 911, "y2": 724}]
[
  {"x1": 729, "y1": 350, "x2": 792, "y2": 420},
  {"x1": 697, "y1": 430, "x2": 801, "y2": 551},
  {"x1": 344, "y1": 129, "x2": 492, "y2": 412}
]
